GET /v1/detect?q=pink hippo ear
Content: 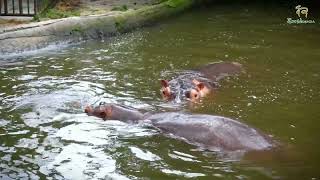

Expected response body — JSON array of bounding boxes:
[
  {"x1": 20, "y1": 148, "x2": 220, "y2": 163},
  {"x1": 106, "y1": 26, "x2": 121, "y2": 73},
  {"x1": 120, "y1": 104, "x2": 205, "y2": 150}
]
[
  {"x1": 192, "y1": 79, "x2": 205, "y2": 90},
  {"x1": 196, "y1": 82, "x2": 205, "y2": 91},
  {"x1": 160, "y1": 80, "x2": 169, "y2": 88},
  {"x1": 192, "y1": 79, "x2": 201, "y2": 85}
]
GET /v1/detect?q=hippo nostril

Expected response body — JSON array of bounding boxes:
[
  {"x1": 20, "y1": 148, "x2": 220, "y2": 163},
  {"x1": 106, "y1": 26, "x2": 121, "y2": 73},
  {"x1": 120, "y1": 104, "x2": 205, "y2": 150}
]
[
  {"x1": 99, "y1": 112, "x2": 106, "y2": 118},
  {"x1": 185, "y1": 91, "x2": 191, "y2": 98}
]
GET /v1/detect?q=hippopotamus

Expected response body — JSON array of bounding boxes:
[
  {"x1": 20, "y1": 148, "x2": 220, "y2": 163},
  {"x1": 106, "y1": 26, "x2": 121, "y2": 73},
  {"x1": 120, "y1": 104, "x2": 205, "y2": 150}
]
[
  {"x1": 84, "y1": 103, "x2": 145, "y2": 122},
  {"x1": 160, "y1": 62, "x2": 243, "y2": 102},
  {"x1": 85, "y1": 104, "x2": 274, "y2": 152}
]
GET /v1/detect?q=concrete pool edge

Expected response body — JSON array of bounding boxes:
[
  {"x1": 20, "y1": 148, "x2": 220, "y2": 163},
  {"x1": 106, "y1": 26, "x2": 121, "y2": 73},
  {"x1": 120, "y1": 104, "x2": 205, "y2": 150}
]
[{"x1": 0, "y1": 0, "x2": 197, "y2": 55}]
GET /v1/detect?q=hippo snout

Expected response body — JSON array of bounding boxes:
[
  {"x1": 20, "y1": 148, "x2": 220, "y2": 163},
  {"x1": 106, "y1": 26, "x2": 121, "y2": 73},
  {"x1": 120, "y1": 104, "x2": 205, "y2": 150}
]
[{"x1": 84, "y1": 106, "x2": 93, "y2": 114}]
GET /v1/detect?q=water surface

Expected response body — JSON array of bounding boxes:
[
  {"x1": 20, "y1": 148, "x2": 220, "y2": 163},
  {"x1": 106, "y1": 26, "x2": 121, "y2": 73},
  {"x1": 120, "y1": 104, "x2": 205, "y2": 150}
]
[{"x1": 0, "y1": 4, "x2": 319, "y2": 180}]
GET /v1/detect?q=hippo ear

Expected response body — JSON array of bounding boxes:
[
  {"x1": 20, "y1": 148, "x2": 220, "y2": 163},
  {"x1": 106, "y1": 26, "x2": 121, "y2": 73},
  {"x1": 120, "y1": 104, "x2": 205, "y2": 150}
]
[
  {"x1": 193, "y1": 79, "x2": 205, "y2": 90},
  {"x1": 160, "y1": 80, "x2": 169, "y2": 87},
  {"x1": 196, "y1": 82, "x2": 205, "y2": 90},
  {"x1": 192, "y1": 79, "x2": 201, "y2": 85}
]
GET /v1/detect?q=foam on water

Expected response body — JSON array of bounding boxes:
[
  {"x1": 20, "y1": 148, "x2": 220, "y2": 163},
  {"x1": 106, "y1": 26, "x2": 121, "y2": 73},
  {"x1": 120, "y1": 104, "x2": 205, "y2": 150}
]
[{"x1": 0, "y1": 41, "x2": 76, "y2": 61}]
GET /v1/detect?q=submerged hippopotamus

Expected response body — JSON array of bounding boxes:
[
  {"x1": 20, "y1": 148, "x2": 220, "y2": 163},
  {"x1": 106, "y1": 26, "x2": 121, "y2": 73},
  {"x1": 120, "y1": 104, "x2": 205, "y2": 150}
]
[
  {"x1": 160, "y1": 62, "x2": 243, "y2": 102},
  {"x1": 85, "y1": 104, "x2": 273, "y2": 152}
]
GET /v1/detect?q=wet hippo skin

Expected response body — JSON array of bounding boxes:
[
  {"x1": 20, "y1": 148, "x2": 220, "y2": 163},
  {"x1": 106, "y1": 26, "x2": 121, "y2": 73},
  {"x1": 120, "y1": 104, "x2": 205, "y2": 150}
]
[
  {"x1": 160, "y1": 61, "x2": 243, "y2": 102},
  {"x1": 85, "y1": 103, "x2": 144, "y2": 122},
  {"x1": 148, "y1": 112, "x2": 273, "y2": 151},
  {"x1": 85, "y1": 104, "x2": 274, "y2": 152},
  {"x1": 195, "y1": 62, "x2": 243, "y2": 81}
]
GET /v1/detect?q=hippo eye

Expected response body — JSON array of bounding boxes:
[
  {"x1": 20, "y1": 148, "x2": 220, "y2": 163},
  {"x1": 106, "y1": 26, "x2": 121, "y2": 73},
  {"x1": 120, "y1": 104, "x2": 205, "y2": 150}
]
[
  {"x1": 194, "y1": 94, "x2": 198, "y2": 98},
  {"x1": 162, "y1": 91, "x2": 166, "y2": 95}
]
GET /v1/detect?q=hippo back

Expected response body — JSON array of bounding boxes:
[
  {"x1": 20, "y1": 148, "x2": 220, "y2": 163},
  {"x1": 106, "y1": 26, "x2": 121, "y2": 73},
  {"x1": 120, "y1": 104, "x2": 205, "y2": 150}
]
[
  {"x1": 196, "y1": 62, "x2": 243, "y2": 81},
  {"x1": 109, "y1": 104, "x2": 144, "y2": 122},
  {"x1": 147, "y1": 112, "x2": 273, "y2": 152}
]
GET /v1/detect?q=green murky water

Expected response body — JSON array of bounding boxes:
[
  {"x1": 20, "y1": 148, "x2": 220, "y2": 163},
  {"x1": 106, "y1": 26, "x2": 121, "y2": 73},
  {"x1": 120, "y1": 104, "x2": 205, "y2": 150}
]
[{"x1": 0, "y1": 4, "x2": 319, "y2": 180}]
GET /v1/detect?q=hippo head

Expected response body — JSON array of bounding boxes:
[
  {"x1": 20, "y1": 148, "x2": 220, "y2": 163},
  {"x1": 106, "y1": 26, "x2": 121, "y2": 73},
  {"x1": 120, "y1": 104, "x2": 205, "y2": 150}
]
[
  {"x1": 185, "y1": 79, "x2": 212, "y2": 102},
  {"x1": 160, "y1": 80, "x2": 176, "y2": 101},
  {"x1": 85, "y1": 103, "x2": 144, "y2": 121},
  {"x1": 161, "y1": 79, "x2": 213, "y2": 102},
  {"x1": 84, "y1": 104, "x2": 112, "y2": 120}
]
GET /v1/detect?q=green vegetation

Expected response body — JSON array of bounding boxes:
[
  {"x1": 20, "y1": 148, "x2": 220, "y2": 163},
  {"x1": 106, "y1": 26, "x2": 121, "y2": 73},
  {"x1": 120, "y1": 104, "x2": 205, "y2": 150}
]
[
  {"x1": 32, "y1": 15, "x2": 40, "y2": 22},
  {"x1": 32, "y1": 0, "x2": 191, "y2": 21},
  {"x1": 71, "y1": 26, "x2": 82, "y2": 33},
  {"x1": 158, "y1": 0, "x2": 169, "y2": 3},
  {"x1": 111, "y1": 5, "x2": 129, "y2": 11},
  {"x1": 115, "y1": 21, "x2": 123, "y2": 31},
  {"x1": 33, "y1": 0, "x2": 80, "y2": 20},
  {"x1": 70, "y1": 26, "x2": 84, "y2": 35},
  {"x1": 114, "y1": 17, "x2": 126, "y2": 32},
  {"x1": 40, "y1": 8, "x2": 80, "y2": 19},
  {"x1": 166, "y1": 0, "x2": 188, "y2": 7}
]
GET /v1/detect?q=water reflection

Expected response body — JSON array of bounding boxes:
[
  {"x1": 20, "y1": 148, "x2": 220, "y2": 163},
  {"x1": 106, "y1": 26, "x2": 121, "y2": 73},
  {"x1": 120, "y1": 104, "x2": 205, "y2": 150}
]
[{"x1": 42, "y1": 143, "x2": 118, "y2": 180}]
